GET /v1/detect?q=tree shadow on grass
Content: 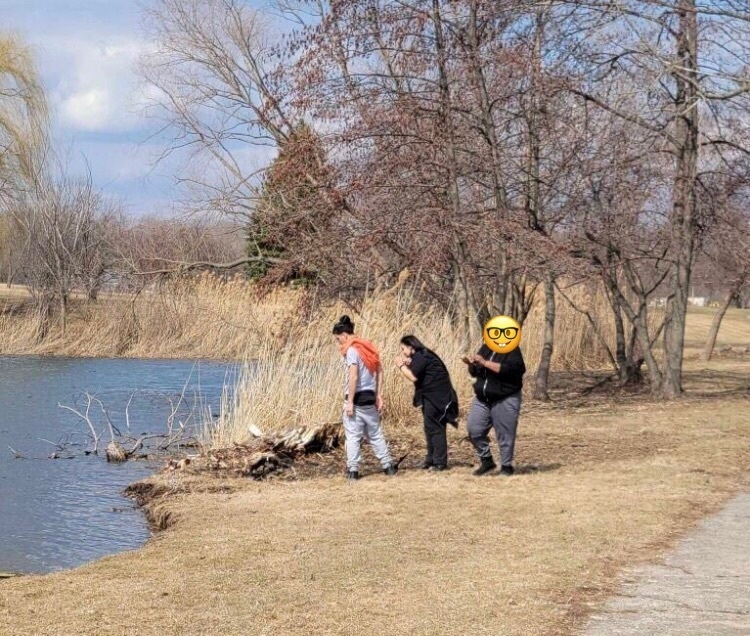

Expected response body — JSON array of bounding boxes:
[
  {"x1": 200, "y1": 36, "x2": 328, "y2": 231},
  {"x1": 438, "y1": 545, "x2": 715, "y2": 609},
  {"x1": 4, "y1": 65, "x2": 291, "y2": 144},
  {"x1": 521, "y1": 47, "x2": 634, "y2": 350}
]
[
  {"x1": 531, "y1": 364, "x2": 749, "y2": 414},
  {"x1": 681, "y1": 368, "x2": 750, "y2": 398}
]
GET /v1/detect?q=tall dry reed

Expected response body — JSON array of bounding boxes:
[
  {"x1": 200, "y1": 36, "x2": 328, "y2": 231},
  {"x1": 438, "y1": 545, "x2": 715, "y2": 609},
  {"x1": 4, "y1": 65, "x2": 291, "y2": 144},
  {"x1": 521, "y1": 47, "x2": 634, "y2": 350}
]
[
  {"x1": 0, "y1": 274, "x2": 620, "y2": 362},
  {"x1": 1, "y1": 275, "x2": 625, "y2": 447},
  {"x1": 198, "y1": 278, "x2": 622, "y2": 447}
]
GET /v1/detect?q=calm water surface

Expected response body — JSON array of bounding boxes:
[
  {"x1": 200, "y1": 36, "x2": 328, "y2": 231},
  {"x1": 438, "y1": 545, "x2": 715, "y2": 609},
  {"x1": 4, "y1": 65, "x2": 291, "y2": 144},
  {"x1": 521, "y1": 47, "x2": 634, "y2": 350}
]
[{"x1": 0, "y1": 356, "x2": 236, "y2": 574}]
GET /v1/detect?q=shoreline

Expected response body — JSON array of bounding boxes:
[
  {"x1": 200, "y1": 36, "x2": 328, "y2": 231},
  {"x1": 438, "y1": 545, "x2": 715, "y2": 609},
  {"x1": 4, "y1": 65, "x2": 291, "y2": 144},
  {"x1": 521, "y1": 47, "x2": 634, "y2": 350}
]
[
  {"x1": 2, "y1": 300, "x2": 748, "y2": 633},
  {"x1": 2, "y1": 389, "x2": 749, "y2": 634},
  {"x1": 0, "y1": 351, "x2": 239, "y2": 364}
]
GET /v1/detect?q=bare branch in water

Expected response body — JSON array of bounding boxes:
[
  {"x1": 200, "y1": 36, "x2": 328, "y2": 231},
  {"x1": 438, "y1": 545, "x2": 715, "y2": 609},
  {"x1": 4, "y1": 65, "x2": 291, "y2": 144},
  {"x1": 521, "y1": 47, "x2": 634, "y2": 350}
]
[
  {"x1": 58, "y1": 395, "x2": 101, "y2": 454},
  {"x1": 8, "y1": 446, "x2": 26, "y2": 459}
]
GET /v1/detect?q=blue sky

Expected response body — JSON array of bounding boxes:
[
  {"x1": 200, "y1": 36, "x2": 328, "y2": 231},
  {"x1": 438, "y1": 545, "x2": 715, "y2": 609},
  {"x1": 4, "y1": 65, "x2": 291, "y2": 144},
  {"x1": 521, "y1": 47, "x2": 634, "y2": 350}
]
[{"x1": 5, "y1": 1, "x2": 208, "y2": 217}]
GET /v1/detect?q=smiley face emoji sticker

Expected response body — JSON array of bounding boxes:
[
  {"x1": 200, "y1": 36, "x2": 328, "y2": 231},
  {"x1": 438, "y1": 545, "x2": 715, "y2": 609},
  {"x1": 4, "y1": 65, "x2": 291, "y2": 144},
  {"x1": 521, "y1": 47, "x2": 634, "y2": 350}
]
[{"x1": 483, "y1": 315, "x2": 522, "y2": 354}]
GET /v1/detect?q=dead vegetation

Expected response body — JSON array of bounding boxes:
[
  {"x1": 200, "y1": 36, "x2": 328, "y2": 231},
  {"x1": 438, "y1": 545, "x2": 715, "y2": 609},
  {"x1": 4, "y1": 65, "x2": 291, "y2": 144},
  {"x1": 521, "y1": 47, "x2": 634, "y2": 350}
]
[
  {"x1": 1, "y1": 282, "x2": 748, "y2": 635},
  {"x1": 0, "y1": 275, "x2": 625, "y2": 367},
  {"x1": 169, "y1": 421, "x2": 342, "y2": 478},
  {"x1": 2, "y1": 383, "x2": 749, "y2": 636}
]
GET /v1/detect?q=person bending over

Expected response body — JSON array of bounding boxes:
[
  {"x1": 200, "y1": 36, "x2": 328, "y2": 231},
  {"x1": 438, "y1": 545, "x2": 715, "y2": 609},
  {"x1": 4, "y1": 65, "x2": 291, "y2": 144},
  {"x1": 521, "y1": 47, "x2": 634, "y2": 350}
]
[{"x1": 395, "y1": 335, "x2": 458, "y2": 471}]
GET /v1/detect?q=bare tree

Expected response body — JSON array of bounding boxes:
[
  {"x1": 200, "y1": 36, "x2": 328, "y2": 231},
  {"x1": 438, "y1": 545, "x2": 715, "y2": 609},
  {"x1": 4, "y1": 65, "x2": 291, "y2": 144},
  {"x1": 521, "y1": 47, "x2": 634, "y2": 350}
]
[
  {"x1": 9, "y1": 156, "x2": 115, "y2": 336},
  {"x1": 700, "y1": 189, "x2": 750, "y2": 360},
  {"x1": 557, "y1": 0, "x2": 750, "y2": 396}
]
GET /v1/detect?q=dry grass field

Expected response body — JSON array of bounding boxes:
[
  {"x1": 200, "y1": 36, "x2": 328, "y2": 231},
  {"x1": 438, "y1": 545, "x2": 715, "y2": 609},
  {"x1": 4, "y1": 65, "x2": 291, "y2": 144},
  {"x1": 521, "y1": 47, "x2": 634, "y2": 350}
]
[
  {"x1": 1, "y1": 383, "x2": 748, "y2": 636},
  {"x1": 0, "y1": 285, "x2": 30, "y2": 300},
  {"x1": 683, "y1": 306, "x2": 750, "y2": 355},
  {"x1": 1, "y1": 282, "x2": 748, "y2": 636}
]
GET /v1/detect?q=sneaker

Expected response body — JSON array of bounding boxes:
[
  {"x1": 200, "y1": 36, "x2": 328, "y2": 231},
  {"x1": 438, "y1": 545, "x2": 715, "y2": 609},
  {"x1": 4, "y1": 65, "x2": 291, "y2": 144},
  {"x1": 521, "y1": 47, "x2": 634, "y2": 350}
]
[
  {"x1": 421, "y1": 461, "x2": 433, "y2": 470},
  {"x1": 346, "y1": 470, "x2": 360, "y2": 480},
  {"x1": 429, "y1": 465, "x2": 448, "y2": 472},
  {"x1": 473, "y1": 458, "x2": 497, "y2": 476},
  {"x1": 498, "y1": 465, "x2": 515, "y2": 477},
  {"x1": 383, "y1": 464, "x2": 398, "y2": 476}
]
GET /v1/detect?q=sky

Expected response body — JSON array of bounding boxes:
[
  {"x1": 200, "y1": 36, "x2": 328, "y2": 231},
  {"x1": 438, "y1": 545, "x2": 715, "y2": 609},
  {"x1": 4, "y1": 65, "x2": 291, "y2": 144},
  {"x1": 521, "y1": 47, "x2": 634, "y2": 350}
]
[{"x1": 5, "y1": 0, "x2": 204, "y2": 217}]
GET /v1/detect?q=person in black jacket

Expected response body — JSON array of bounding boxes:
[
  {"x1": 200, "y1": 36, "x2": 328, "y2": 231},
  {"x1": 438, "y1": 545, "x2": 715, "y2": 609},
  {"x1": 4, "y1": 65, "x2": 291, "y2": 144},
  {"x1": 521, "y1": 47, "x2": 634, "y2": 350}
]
[
  {"x1": 462, "y1": 343, "x2": 526, "y2": 476},
  {"x1": 395, "y1": 335, "x2": 459, "y2": 471}
]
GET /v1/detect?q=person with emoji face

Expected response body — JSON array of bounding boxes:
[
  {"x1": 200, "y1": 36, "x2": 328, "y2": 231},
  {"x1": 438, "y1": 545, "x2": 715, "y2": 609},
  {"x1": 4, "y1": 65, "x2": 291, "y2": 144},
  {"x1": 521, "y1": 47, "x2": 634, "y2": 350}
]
[
  {"x1": 332, "y1": 315, "x2": 398, "y2": 480},
  {"x1": 461, "y1": 315, "x2": 526, "y2": 477}
]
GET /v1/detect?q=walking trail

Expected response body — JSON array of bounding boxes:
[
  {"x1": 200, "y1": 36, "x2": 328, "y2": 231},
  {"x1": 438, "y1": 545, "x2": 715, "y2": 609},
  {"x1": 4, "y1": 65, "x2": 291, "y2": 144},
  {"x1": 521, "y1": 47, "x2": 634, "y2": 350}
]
[{"x1": 583, "y1": 492, "x2": 750, "y2": 635}]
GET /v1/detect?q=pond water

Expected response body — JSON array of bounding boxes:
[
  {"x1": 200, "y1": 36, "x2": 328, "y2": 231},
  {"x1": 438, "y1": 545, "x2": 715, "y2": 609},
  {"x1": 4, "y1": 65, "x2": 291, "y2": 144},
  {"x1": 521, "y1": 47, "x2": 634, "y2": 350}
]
[{"x1": 0, "y1": 356, "x2": 236, "y2": 574}]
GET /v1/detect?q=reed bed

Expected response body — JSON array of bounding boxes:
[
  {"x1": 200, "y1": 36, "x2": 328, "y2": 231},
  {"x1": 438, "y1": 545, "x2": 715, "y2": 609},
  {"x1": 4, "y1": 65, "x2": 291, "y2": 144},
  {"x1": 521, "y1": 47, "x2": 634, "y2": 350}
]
[
  {"x1": 0, "y1": 274, "x2": 620, "y2": 363},
  {"x1": 1, "y1": 274, "x2": 628, "y2": 449},
  {"x1": 195, "y1": 277, "x2": 623, "y2": 448}
]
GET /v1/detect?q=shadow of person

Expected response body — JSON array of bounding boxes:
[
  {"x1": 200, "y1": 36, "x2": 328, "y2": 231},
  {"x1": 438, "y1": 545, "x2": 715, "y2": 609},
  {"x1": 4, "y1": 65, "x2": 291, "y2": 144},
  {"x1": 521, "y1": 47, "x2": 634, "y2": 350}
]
[{"x1": 514, "y1": 463, "x2": 562, "y2": 475}]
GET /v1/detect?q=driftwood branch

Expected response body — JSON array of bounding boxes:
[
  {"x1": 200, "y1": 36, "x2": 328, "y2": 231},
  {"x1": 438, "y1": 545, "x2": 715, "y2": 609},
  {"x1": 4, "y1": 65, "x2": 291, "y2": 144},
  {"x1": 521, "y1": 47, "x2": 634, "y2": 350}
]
[
  {"x1": 168, "y1": 422, "x2": 343, "y2": 479},
  {"x1": 58, "y1": 395, "x2": 101, "y2": 454},
  {"x1": 58, "y1": 390, "x2": 200, "y2": 462},
  {"x1": 8, "y1": 446, "x2": 25, "y2": 459}
]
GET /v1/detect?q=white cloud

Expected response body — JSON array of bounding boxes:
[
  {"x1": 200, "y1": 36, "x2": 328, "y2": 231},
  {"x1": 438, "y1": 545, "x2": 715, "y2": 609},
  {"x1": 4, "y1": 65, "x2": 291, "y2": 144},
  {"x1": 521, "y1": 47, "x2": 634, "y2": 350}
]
[{"x1": 52, "y1": 38, "x2": 147, "y2": 133}]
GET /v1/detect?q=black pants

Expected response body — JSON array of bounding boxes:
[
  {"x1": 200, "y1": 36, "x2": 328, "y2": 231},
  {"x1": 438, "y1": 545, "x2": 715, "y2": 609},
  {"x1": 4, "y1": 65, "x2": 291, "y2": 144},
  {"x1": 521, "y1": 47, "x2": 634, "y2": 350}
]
[{"x1": 423, "y1": 400, "x2": 448, "y2": 468}]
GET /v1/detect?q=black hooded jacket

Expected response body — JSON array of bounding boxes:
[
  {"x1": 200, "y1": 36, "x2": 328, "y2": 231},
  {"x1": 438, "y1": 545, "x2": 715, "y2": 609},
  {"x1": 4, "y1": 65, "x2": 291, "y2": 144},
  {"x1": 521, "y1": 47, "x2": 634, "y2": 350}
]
[
  {"x1": 468, "y1": 344, "x2": 525, "y2": 403},
  {"x1": 408, "y1": 349, "x2": 459, "y2": 426}
]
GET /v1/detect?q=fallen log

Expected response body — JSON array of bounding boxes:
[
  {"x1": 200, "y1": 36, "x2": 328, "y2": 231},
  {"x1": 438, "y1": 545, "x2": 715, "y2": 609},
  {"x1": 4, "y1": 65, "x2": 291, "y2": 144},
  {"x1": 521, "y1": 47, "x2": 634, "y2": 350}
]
[{"x1": 167, "y1": 422, "x2": 341, "y2": 479}]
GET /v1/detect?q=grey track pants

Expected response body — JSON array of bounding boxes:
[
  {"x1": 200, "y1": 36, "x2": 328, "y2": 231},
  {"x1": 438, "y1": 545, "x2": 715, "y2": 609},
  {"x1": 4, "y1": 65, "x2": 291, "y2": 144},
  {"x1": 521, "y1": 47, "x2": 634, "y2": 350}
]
[
  {"x1": 466, "y1": 393, "x2": 522, "y2": 466},
  {"x1": 342, "y1": 405, "x2": 393, "y2": 471}
]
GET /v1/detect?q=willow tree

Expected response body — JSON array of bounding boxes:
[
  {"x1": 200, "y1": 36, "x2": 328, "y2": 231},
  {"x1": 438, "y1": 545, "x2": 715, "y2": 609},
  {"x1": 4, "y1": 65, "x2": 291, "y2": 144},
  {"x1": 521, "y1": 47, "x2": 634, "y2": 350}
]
[{"x1": 0, "y1": 32, "x2": 47, "y2": 198}]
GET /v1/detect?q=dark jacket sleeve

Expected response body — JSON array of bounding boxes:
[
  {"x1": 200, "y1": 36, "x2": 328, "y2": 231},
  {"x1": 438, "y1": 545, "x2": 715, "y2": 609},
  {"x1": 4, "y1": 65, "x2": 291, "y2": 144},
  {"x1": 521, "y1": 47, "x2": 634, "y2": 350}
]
[
  {"x1": 409, "y1": 351, "x2": 428, "y2": 381},
  {"x1": 467, "y1": 345, "x2": 487, "y2": 377},
  {"x1": 497, "y1": 348, "x2": 525, "y2": 380}
]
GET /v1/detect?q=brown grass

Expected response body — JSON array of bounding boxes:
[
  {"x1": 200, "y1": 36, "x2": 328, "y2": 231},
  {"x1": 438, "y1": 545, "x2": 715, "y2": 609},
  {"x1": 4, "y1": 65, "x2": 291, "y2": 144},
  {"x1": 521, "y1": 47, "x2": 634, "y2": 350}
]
[
  {"x1": 2, "y1": 280, "x2": 748, "y2": 635},
  {"x1": 2, "y1": 378, "x2": 749, "y2": 635},
  {"x1": 683, "y1": 306, "x2": 750, "y2": 356},
  {"x1": 0, "y1": 275, "x2": 619, "y2": 365},
  {"x1": 0, "y1": 284, "x2": 31, "y2": 299}
]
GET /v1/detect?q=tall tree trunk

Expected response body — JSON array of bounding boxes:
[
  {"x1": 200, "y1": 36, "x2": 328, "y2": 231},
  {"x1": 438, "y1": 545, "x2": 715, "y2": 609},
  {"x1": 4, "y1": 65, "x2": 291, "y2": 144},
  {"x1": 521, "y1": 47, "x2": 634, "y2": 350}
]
[
  {"x1": 604, "y1": 273, "x2": 628, "y2": 379},
  {"x1": 701, "y1": 276, "x2": 745, "y2": 361},
  {"x1": 59, "y1": 289, "x2": 68, "y2": 334},
  {"x1": 662, "y1": 0, "x2": 699, "y2": 398},
  {"x1": 603, "y1": 272, "x2": 643, "y2": 385},
  {"x1": 432, "y1": 0, "x2": 479, "y2": 341},
  {"x1": 466, "y1": 0, "x2": 509, "y2": 314},
  {"x1": 528, "y1": 6, "x2": 556, "y2": 401},
  {"x1": 607, "y1": 279, "x2": 663, "y2": 390},
  {"x1": 534, "y1": 271, "x2": 555, "y2": 401}
]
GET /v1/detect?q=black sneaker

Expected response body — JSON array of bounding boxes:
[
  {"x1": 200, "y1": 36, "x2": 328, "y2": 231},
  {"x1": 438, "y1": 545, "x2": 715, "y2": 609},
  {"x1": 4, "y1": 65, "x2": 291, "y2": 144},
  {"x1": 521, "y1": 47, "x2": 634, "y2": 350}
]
[
  {"x1": 384, "y1": 464, "x2": 398, "y2": 476},
  {"x1": 498, "y1": 465, "x2": 515, "y2": 477},
  {"x1": 473, "y1": 459, "x2": 497, "y2": 476},
  {"x1": 346, "y1": 470, "x2": 360, "y2": 480},
  {"x1": 429, "y1": 465, "x2": 448, "y2": 472},
  {"x1": 421, "y1": 461, "x2": 433, "y2": 470}
]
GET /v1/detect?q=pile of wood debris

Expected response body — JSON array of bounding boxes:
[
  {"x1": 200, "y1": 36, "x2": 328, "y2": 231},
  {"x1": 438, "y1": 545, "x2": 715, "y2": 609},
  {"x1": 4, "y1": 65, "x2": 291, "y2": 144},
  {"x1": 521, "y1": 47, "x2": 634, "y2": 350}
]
[{"x1": 164, "y1": 422, "x2": 342, "y2": 479}]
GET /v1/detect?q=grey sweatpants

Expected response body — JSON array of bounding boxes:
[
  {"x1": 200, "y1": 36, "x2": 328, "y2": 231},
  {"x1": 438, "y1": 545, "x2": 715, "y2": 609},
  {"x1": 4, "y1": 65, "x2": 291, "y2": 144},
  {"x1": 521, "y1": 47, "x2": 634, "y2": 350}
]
[
  {"x1": 467, "y1": 393, "x2": 522, "y2": 466},
  {"x1": 342, "y1": 405, "x2": 393, "y2": 471}
]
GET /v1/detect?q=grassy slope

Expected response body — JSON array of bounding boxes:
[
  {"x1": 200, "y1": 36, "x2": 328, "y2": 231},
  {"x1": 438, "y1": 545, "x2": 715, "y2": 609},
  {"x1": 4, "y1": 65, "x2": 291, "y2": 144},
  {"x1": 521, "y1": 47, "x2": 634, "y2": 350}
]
[{"x1": 683, "y1": 306, "x2": 750, "y2": 354}]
